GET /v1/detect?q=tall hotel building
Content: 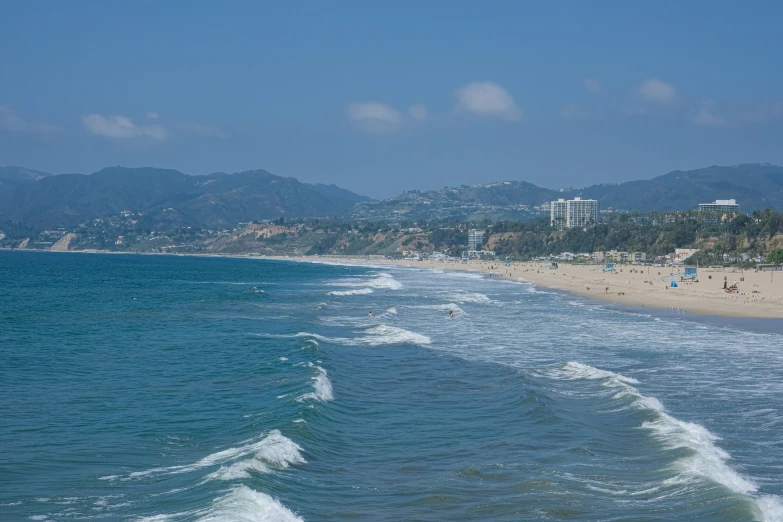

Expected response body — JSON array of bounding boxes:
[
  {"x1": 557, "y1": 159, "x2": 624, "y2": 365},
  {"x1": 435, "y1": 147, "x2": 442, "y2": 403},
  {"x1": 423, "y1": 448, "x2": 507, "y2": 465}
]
[{"x1": 550, "y1": 197, "x2": 599, "y2": 230}]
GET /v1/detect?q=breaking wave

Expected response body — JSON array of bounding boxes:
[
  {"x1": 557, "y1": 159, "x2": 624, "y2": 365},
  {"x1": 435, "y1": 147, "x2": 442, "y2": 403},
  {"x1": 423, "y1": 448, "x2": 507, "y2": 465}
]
[
  {"x1": 327, "y1": 273, "x2": 402, "y2": 291},
  {"x1": 546, "y1": 361, "x2": 780, "y2": 520},
  {"x1": 447, "y1": 291, "x2": 491, "y2": 304},
  {"x1": 138, "y1": 485, "x2": 303, "y2": 522},
  {"x1": 294, "y1": 325, "x2": 431, "y2": 347},
  {"x1": 102, "y1": 430, "x2": 305, "y2": 482},
  {"x1": 328, "y1": 288, "x2": 374, "y2": 296},
  {"x1": 297, "y1": 366, "x2": 334, "y2": 402}
]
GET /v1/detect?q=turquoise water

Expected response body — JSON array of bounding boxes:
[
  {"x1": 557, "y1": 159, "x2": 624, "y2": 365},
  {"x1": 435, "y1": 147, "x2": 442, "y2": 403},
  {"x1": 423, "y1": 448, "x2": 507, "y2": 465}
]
[{"x1": 1, "y1": 251, "x2": 782, "y2": 521}]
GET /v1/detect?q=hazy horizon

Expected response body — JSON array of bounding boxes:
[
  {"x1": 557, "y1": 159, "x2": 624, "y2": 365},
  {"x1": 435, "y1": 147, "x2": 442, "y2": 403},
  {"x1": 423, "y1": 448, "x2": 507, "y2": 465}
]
[{"x1": 3, "y1": 2, "x2": 783, "y2": 198}]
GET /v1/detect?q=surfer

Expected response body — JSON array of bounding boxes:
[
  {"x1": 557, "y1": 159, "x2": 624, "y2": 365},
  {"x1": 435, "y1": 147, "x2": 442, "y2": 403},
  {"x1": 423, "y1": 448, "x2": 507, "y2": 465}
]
[
  {"x1": 449, "y1": 310, "x2": 454, "y2": 318},
  {"x1": 368, "y1": 311, "x2": 373, "y2": 317}
]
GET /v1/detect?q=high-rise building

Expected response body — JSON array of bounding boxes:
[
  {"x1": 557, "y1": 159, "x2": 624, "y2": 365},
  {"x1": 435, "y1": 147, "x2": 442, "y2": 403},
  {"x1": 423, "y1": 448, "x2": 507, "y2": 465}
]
[
  {"x1": 698, "y1": 199, "x2": 740, "y2": 213},
  {"x1": 550, "y1": 199, "x2": 568, "y2": 230},
  {"x1": 566, "y1": 197, "x2": 599, "y2": 228},
  {"x1": 550, "y1": 197, "x2": 599, "y2": 229},
  {"x1": 468, "y1": 229, "x2": 485, "y2": 251}
]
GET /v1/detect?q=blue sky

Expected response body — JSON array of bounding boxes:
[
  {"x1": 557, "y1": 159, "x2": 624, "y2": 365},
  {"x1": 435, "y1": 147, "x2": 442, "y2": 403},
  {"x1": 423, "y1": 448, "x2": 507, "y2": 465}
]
[{"x1": 2, "y1": 1, "x2": 783, "y2": 198}]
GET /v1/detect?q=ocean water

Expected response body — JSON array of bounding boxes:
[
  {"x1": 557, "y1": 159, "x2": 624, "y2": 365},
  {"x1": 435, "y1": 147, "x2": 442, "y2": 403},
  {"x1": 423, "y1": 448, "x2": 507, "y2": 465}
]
[{"x1": 1, "y1": 252, "x2": 782, "y2": 522}]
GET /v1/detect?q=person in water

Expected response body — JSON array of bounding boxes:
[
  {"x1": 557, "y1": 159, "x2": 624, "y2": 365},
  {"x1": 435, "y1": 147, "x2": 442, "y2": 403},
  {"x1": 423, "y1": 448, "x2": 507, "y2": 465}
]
[
  {"x1": 449, "y1": 310, "x2": 454, "y2": 318},
  {"x1": 368, "y1": 311, "x2": 373, "y2": 317}
]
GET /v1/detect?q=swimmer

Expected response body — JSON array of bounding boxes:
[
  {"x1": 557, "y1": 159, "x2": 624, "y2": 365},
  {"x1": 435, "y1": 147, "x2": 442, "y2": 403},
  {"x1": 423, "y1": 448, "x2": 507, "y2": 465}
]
[
  {"x1": 368, "y1": 311, "x2": 373, "y2": 317},
  {"x1": 449, "y1": 310, "x2": 454, "y2": 318}
]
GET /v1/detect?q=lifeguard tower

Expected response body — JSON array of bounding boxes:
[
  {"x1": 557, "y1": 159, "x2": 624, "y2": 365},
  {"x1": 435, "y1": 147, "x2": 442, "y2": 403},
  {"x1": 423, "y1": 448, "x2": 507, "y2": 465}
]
[{"x1": 681, "y1": 266, "x2": 698, "y2": 282}]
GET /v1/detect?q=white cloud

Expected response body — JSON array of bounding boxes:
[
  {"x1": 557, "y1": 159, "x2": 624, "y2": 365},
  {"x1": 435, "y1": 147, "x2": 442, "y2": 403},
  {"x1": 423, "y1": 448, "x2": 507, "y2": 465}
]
[
  {"x1": 81, "y1": 113, "x2": 168, "y2": 140},
  {"x1": 558, "y1": 104, "x2": 587, "y2": 119},
  {"x1": 692, "y1": 101, "x2": 727, "y2": 127},
  {"x1": 0, "y1": 105, "x2": 62, "y2": 133},
  {"x1": 408, "y1": 104, "x2": 428, "y2": 122},
  {"x1": 454, "y1": 81, "x2": 522, "y2": 121},
  {"x1": 583, "y1": 77, "x2": 602, "y2": 94},
  {"x1": 146, "y1": 112, "x2": 160, "y2": 120},
  {"x1": 347, "y1": 102, "x2": 405, "y2": 133},
  {"x1": 177, "y1": 121, "x2": 229, "y2": 139},
  {"x1": 637, "y1": 78, "x2": 677, "y2": 104}
]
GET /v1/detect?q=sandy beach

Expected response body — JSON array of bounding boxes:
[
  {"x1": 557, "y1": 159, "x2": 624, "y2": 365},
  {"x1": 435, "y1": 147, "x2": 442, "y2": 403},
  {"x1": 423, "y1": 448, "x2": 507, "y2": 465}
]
[
  {"x1": 285, "y1": 256, "x2": 783, "y2": 319},
  {"x1": 10, "y1": 248, "x2": 783, "y2": 319}
]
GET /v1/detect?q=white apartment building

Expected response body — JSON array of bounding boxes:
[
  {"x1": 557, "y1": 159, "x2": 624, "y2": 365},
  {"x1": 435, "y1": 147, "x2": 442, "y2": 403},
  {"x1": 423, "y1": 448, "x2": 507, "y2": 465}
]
[
  {"x1": 567, "y1": 197, "x2": 599, "y2": 228},
  {"x1": 551, "y1": 197, "x2": 600, "y2": 229},
  {"x1": 699, "y1": 199, "x2": 740, "y2": 213},
  {"x1": 468, "y1": 229, "x2": 485, "y2": 251},
  {"x1": 550, "y1": 199, "x2": 568, "y2": 230}
]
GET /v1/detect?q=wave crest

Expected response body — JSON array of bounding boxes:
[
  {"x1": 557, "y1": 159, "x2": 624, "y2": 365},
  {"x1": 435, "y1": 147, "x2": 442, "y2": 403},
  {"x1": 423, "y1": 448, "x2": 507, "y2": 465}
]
[
  {"x1": 103, "y1": 430, "x2": 304, "y2": 482},
  {"x1": 297, "y1": 366, "x2": 334, "y2": 402}
]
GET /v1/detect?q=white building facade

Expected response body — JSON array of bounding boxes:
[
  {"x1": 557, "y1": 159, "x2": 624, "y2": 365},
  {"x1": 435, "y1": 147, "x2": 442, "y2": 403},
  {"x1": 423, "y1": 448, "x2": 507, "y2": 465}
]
[
  {"x1": 567, "y1": 197, "x2": 599, "y2": 228},
  {"x1": 550, "y1": 197, "x2": 600, "y2": 229},
  {"x1": 468, "y1": 229, "x2": 485, "y2": 251},
  {"x1": 550, "y1": 199, "x2": 568, "y2": 230},
  {"x1": 699, "y1": 199, "x2": 740, "y2": 213}
]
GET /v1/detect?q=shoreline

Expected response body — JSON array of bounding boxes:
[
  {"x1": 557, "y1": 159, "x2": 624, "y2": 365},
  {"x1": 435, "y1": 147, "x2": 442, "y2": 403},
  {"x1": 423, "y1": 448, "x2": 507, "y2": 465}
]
[
  {"x1": 4, "y1": 248, "x2": 782, "y2": 320},
  {"x1": 271, "y1": 255, "x2": 783, "y2": 320}
]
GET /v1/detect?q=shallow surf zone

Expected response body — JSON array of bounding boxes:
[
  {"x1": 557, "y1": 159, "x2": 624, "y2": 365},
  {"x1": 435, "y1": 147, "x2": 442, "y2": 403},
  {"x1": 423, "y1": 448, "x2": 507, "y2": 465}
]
[
  {"x1": 326, "y1": 272, "x2": 403, "y2": 291},
  {"x1": 541, "y1": 361, "x2": 780, "y2": 521},
  {"x1": 293, "y1": 324, "x2": 431, "y2": 347},
  {"x1": 446, "y1": 290, "x2": 491, "y2": 304}
]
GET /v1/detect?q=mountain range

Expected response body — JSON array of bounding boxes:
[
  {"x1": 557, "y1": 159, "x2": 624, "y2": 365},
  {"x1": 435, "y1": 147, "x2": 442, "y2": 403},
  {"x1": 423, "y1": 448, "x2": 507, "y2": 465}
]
[
  {"x1": 1, "y1": 163, "x2": 782, "y2": 231},
  {"x1": 0, "y1": 166, "x2": 369, "y2": 230}
]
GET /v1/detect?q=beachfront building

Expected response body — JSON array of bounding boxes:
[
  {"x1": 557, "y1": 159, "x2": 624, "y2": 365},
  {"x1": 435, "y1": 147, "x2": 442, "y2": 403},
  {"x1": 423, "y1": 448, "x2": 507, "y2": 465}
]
[
  {"x1": 468, "y1": 229, "x2": 485, "y2": 251},
  {"x1": 550, "y1": 199, "x2": 568, "y2": 230},
  {"x1": 550, "y1": 197, "x2": 600, "y2": 229},
  {"x1": 630, "y1": 252, "x2": 647, "y2": 263},
  {"x1": 699, "y1": 199, "x2": 740, "y2": 213},
  {"x1": 591, "y1": 251, "x2": 605, "y2": 263},
  {"x1": 673, "y1": 248, "x2": 699, "y2": 264},
  {"x1": 567, "y1": 197, "x2": 599, "y2": 229},
  {"x1": 606, "y1": 250, "x2": 629, "y2": 263}
]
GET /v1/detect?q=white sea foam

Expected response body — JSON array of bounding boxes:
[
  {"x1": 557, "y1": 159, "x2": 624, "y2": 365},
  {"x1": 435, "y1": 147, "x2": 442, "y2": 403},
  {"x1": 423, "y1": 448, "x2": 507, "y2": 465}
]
[
  {"x1": 328, "y1": 287, "x2": 374, "y2": 296},
  {"x1": 327, "y1": 273, "x2": 402, "y2": 291},
  {"x1": 448, "y1": 291, "x2": 491, "y2": 304},
  {"x1": 294, "y1": 325, "x2": 431, "y2": 347},
  {"x1": 359, "y1": 325, "x2": 432, "y2": 346},
  {"x1": 757, "y1": 495, "x2": 783, "y2": 522},
  {"x1": 297, "y1": 366, "x2": 334, "y2": 402},
  {"x1": 103, "y1": 430, "x2": 304, "y2": 482},
  {"x1": 141, "y1": 485, "x2": 302, "y2": 522},
  {"x1": 196, "y1": 486, "x2": 303, "y2": 522},
  {"x1": 554, "y1": 361, "x2": 640, "y2": 385},
  {"x1": 548, "y1": 361, "x2": 780, "y2": 519},
  {"x1": 443, "y1": 271, "x2": 485, "y2": 280},
  {"x1": 409, "y1": 303, "x2": 465, "y2": 314}
]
